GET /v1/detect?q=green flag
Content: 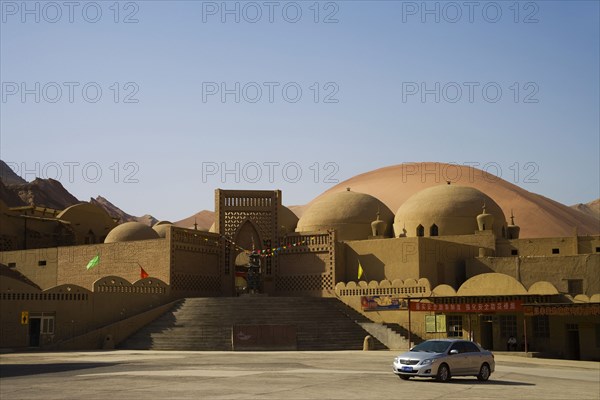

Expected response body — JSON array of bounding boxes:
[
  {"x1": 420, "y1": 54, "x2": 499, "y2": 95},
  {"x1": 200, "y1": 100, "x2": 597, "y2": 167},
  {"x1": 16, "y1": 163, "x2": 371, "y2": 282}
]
[{"x1": 86, "y1": 255, "x2": 99, "y2": 270}]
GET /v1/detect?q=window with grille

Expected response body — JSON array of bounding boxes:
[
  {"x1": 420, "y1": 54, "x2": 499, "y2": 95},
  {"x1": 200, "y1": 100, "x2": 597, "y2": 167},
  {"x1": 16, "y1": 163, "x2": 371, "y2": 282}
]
[
  {"x1": 446, "y1": 315, "x2": 463, "y2": 337},
  {"x1": 499, "y1": 315, "x2": 517, "y2": 338},
  {"x1": 532, "y1": 315, "x2": 550, "y2": 338}
]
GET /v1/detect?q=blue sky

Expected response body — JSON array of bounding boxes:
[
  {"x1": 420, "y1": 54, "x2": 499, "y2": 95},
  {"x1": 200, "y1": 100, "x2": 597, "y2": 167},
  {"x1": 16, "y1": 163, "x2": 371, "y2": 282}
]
[{"x1": 1, "y1": 0, "x2": 599, "y2": 221}]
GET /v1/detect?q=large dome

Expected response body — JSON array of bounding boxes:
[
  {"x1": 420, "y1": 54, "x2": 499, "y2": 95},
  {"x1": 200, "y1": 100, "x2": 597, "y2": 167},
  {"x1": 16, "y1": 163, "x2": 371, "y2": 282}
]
[
  {"x1": 393, "y1": 185, "x2": 507, "y2": 238},
  {"x1": 296, "y1": 189, "x2": 394, "y2": 241},
  {"x1": 104, "y1": 221, "x2": 160, "y2": 243}
]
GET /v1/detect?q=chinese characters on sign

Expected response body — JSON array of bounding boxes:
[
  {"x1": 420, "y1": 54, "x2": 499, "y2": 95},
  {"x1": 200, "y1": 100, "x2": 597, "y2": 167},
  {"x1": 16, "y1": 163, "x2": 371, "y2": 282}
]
[
  {"x1": 523, "y1": 304, "x2": 600, "y2": 316},
  {"x1": 410, "y1": 301, "x2": 523, "y2": 313}
]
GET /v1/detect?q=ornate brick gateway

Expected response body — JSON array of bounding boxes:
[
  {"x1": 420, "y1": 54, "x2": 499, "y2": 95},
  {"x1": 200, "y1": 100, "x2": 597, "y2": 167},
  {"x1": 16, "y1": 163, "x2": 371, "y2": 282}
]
[{"x1": 213, "y1": 189, "x2": 337, "y2": 297}]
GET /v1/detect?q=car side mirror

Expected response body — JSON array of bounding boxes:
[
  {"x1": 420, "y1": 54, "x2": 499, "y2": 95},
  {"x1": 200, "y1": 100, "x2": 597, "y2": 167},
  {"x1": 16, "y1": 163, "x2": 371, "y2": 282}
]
[{"x1": 449, "y1": 349, "x2": 459, "y2": 355}]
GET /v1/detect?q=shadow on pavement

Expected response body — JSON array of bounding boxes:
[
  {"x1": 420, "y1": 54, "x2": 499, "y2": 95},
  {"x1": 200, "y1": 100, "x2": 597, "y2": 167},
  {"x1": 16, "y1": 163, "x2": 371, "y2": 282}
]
[
  {"x1": 0, "y1": 362, "x2": 118, "y2": 378},
  {"x1": 406, "y1": 378, "x2": 535, "y2": 386}
]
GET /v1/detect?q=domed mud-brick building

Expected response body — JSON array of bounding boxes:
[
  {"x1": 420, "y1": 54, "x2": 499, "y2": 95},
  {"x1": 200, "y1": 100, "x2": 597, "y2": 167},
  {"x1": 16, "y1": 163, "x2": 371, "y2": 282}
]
[
  {"x1": 297, "y1": 188, "x2": 395, "y2": 240},
  {"x1": 1, "y1": 185, "x2": 599, "y2": 359},
  {"x1": 393, "y1": 184, "x2": 507, "y2": 238}
]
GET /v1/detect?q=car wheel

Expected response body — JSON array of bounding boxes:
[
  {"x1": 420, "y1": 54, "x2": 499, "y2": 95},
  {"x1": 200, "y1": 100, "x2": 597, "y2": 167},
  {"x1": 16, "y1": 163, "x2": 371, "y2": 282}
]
[
  {"x1": 436, "y1": 364, "x2": 451, "y2": 382},
  {"x1": 398, "y1": 375, "x2": 410, "y2": 380},
  {"x1": 477, "y1": 363, "x2": 491, "y2": 381}
]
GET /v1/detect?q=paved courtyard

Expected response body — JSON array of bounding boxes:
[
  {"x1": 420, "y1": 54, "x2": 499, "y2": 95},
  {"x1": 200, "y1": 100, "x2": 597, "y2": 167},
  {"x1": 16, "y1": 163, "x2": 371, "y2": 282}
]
[{"x1": 1, "y1": 350, "x2": 598, "y2": 399}]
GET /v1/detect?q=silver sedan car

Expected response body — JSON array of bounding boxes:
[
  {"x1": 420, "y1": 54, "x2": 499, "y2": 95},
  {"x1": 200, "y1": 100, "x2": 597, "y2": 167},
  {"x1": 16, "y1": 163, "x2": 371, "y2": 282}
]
[{"x1": 392, "y1": 339, "x2": 495, "y2": 382}]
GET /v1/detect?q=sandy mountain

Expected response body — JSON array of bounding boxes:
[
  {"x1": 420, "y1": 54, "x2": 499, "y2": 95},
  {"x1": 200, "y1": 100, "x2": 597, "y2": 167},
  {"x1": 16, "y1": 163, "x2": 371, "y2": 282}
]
[
  {"x1": 174, "y1": 210, "x2": 215, "y2": 230},
  {"x1": 91, "y1": 196, "x2": 158, "y2": 226},
  {"x1": 571, "y1": 199, "x2": 600, "y2": 221},
  {"x1": 295, "y1": 162, "x2": 599, "y2": 239},
  {"x1": 0, "y1": 160, "x2": 27, "y2": 185}
]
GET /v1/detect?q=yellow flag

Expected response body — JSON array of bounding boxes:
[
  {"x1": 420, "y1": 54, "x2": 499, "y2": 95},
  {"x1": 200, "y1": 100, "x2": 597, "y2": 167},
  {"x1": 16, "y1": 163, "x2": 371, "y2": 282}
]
[{"x1": 358, "y1": 262, "x2": 364, "y2": 280}]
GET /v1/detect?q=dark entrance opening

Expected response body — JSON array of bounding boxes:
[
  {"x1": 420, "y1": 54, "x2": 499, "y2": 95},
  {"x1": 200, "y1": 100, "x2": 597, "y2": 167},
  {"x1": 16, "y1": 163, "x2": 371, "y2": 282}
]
[
  {"x1": 480, "y1": 316, "x2": 494, "y2": 350},
  {"x1": 29, "y1": 318, "x2": 41, "y2": 347},
  {"x1": 565, "y1": 324, "x2": 580, "y2": 360}
]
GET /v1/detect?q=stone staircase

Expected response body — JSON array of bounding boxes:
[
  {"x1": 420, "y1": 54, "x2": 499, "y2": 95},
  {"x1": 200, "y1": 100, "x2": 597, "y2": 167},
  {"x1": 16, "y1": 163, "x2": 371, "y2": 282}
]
[
  {"x1": 328, "y1": 300, "x2": 414, "y2": 350},
  {"x1": 383, "y1": 322, "x2": 425, "y2": 346},
  {"x1": 119, "y1": 296, "x2": 388, "y2": 351}
]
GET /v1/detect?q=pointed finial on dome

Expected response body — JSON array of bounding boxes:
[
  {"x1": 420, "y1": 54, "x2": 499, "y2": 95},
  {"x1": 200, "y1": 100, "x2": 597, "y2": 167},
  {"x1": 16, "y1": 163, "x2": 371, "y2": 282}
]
[
  {"x1": 482, "y1": 202, "x2": 487, "y2": 213},
  {"x1": 193, "y1": 218, "x2": 198, "y2": 230},
  {"x1": 371, "y1": 206, "x2": 386, "y2": 237},
  {"x1": 507, "y1": 210, "x2": 520, "y2": 238}
]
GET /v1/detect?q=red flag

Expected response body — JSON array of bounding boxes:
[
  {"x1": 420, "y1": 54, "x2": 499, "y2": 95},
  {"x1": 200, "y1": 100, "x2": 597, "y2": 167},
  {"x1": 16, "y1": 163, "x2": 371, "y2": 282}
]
[{"x1": 140, "y1": 267, "x2": 149, "y2": 279}]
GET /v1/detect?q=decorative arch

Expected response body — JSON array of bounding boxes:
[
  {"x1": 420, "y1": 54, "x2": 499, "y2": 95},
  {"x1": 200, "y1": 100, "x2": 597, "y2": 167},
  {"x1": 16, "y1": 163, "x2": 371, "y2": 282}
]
[
  {"x1": 457, "y1": 273, "x2": 527, "y2": 296},
  {"x1": 233, "y1": 219, "x2": 263, "y2": 252}
]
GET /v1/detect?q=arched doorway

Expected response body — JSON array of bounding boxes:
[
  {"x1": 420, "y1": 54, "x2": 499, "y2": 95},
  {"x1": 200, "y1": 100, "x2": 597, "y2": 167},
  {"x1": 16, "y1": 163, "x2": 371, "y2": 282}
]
[{"x1": 232, "y1": 220, "x2": 262, "y2": 295}]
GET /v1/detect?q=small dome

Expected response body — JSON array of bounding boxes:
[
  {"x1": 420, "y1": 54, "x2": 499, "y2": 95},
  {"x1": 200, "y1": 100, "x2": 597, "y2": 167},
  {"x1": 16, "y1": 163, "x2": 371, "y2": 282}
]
[
  {"x1": 394, "y1": 185, "x2": 506, "y2": 237},
  {"x1": 152, "y1": 221, "x2": 173, "y2": 238},
  {"x1": 57, "y1": 202, "x2": 117, "y2": 244},
  {"x1": 279, "y1": 205, "x2": 299, "y2": 234},
  {"x1": 296, "y1": 189, "x2": 394, "y2": 241},
  {"x1": 458, "y1": 273, "x2": 527, "y2": 296},
  {"x1": 105, "y1": 222, "x2": 160, "y2": 243},
  {"x1": 153, "y1": 220, "x2": 172, "y2": 226}
]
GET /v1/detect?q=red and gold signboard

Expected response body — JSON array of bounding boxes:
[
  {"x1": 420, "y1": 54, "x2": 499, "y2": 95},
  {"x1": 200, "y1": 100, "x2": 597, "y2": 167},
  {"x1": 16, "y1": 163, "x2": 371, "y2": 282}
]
[
  {"x1": 523, "y1": 304, "x2": 600, "y2": 316},
  {"x1": 410, "y1": 300, "x2": 523, "y2": 313}
]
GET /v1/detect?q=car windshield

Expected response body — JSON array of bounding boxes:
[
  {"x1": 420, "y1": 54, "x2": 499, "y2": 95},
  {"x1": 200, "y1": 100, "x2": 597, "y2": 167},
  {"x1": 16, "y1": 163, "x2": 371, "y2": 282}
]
[{"x1": 410, "y1": 341, "x2": 452, "y2": 353}]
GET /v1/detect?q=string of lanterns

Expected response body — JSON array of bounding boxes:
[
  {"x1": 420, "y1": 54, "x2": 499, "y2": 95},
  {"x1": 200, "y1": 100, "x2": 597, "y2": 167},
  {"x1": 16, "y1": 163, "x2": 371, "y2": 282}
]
[{"x1": 196, "y1": 234, "x2": 309, "y2": 258}]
